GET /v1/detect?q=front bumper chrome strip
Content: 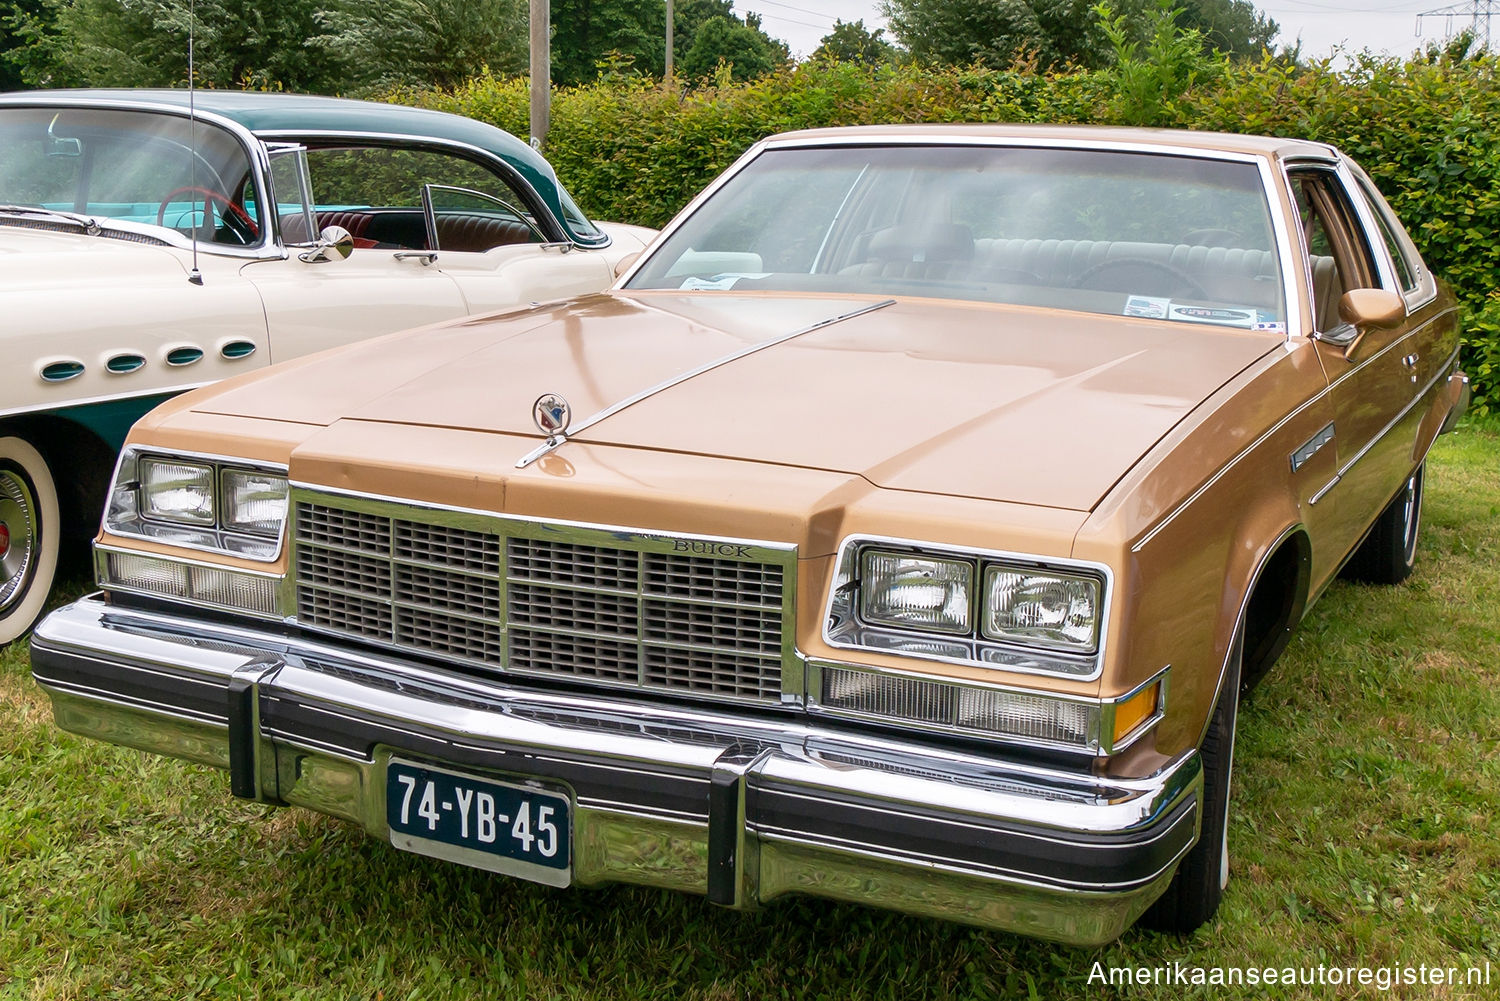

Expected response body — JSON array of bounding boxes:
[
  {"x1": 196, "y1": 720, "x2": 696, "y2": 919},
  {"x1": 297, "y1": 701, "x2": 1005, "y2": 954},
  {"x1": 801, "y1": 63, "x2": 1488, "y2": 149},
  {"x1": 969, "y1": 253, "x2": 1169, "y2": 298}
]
[{"x1": 31, "y1": 596, "x2": 1201, "y2": 946}]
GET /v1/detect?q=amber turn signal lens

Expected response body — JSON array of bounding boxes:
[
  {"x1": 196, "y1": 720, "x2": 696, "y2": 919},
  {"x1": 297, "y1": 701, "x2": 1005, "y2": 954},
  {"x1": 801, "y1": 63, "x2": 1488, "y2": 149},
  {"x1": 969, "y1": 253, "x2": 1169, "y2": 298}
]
[{"x1": 1111, "y1": 682, "x2": 1160, "y2": 745}]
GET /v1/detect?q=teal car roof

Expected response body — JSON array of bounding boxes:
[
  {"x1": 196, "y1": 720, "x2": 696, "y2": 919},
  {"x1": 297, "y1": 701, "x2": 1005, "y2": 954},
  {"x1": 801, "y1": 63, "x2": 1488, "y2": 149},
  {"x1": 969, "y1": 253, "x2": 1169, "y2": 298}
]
[{"x1": 0, "y1": 89, "x2": 602, "y2": 245}]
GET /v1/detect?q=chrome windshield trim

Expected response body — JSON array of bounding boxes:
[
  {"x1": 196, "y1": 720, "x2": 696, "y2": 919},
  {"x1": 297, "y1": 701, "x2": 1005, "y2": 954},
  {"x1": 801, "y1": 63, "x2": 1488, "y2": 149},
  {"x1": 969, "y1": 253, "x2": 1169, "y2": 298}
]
[
  {"x1": 820, "y1": 533, "x2": 1113, "y2": 683},
  {"x1": 619, "y1": 135, "x2": 1296, "y2": 309},
  {"x1": 515, "y1": 298, "x2": 896, "y2": 468}
]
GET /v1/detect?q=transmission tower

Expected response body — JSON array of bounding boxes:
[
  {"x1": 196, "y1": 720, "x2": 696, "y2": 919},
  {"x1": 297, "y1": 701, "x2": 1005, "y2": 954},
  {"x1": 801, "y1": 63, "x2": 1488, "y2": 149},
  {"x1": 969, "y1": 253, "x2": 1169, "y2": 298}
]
[{"x1": 1417, "y1": 0, "x2": 1498, "y2": 50}]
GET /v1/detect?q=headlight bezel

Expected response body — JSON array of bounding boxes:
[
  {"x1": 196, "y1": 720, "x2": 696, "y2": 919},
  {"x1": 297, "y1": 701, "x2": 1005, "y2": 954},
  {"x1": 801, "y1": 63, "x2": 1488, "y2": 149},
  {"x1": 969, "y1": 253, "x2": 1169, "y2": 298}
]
[
  {"x1": 825, "y1": 535, "x2": 1112, "y2": 682},
  {"x1": 104, "y1": 446, "x2": 290, "y2": 562}
]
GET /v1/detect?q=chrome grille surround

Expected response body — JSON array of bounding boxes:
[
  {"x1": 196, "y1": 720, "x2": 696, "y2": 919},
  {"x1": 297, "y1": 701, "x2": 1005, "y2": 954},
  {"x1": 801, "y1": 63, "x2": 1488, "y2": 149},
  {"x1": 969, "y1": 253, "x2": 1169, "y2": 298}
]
[{"x1": 290, "y1": 486, "x2": 799, "y2": 704}]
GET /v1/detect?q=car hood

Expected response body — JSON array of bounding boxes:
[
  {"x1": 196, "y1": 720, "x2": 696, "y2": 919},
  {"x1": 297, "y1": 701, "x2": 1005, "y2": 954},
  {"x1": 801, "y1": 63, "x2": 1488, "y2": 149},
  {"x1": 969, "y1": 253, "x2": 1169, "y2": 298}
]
[
  {"x1": 0, "y1": 224, "x2": 188, "y2": 284},
  {"x1": 195, "y1": 291, "x2": 1279, "y2": 511}
]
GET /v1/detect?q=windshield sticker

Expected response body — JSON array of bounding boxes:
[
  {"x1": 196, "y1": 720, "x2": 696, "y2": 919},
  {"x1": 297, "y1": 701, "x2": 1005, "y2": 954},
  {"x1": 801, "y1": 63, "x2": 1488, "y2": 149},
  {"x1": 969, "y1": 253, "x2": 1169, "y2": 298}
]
[
  {"x1": 1124, "y1": 295, "x2": 1170, "y2": 319},
  {"x1": 679, "y1": 273, "x2": 769, "y2": 291},
  {"x1": 1166, "y1": 304, "x2": 1259, "y2": 328}
]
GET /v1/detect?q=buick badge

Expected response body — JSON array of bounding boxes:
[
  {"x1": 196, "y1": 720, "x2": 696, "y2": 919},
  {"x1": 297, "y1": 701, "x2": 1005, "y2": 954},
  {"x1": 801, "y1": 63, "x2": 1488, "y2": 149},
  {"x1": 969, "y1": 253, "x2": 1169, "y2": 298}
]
[{"x1": 533, "y1": 393, "x2": 571, "y2": 439}]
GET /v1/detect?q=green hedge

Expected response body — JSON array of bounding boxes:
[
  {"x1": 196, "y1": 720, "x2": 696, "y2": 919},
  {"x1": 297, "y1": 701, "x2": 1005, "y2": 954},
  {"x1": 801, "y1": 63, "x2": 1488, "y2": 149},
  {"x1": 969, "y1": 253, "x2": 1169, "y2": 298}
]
[{"x1": 385, "y1": 54, "x2": 1500, "y2": 412}]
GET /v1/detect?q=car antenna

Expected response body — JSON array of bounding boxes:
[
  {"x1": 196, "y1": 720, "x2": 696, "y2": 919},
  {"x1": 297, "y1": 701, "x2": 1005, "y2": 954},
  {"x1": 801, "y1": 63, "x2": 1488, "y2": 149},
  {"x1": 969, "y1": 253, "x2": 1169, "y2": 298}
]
[{"x1": 186, "y1": 0, "x2": 203, "y2": 286}]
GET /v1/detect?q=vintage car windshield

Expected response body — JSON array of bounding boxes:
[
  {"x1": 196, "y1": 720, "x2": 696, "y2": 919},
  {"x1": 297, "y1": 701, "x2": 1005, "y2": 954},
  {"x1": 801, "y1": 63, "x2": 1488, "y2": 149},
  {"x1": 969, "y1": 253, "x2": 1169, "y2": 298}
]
[
  {"x1": 627, "y1": 144, "x2": 1287, "y2": 331},
  {"x1": 0, "y1": 106, "x2": 261, "y2": 246}
]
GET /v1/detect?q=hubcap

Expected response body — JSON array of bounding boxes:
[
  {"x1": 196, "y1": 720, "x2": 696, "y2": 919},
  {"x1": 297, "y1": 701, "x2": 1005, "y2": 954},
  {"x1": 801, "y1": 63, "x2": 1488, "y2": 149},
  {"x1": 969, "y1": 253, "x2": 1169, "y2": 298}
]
[{"x1": 0, "y1": 470, "x2": 35, "y2": 611}]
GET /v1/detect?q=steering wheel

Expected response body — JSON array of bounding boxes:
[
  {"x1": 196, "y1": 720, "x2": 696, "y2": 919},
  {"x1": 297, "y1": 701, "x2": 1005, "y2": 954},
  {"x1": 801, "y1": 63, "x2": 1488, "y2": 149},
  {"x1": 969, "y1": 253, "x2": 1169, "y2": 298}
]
[
  {"x1": 1074, "y1": 257, "x2": 1208, "y2": 300},
  {"x1": 156, "y1": 186, "x2": 259, "y2": 244}
]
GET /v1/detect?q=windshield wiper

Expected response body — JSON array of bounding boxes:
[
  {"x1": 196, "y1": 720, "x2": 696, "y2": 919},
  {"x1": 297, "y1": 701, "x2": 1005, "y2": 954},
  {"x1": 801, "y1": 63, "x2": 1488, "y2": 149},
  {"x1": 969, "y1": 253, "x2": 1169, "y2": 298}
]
[{"x1": 0, "y1": 204, "x2": 102, "y2": 235}]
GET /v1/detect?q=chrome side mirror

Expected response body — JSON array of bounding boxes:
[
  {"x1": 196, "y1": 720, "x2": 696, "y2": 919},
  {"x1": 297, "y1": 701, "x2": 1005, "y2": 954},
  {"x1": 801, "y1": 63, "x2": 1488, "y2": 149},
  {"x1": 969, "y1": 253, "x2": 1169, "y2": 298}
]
[{"x1": 298, "y1": 225, "x2": 354, "y2": 264}]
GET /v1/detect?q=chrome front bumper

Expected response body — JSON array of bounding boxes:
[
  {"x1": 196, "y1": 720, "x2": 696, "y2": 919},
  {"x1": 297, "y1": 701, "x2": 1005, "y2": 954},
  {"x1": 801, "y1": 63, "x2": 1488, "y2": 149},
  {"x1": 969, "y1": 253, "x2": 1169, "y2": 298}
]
[{"x1": 31, "y1": 596, "x2": 1201, "y2": 946}]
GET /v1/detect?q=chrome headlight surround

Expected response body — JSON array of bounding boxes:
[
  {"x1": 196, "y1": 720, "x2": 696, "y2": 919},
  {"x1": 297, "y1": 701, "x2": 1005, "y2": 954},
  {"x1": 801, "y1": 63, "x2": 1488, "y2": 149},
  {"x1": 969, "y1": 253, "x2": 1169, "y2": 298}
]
[
  {"x1": 824, "y1": 536, "x2": 1110, "y2": 681},
  {"x1": 104, "y1": 446, "x2": 289, "y2": 561}
]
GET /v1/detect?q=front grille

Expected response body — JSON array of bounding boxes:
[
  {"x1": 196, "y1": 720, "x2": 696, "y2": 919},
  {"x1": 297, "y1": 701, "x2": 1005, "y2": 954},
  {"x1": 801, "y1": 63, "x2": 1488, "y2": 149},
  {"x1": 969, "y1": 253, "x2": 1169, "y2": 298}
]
[{"x1": 294, "y1": 498, "x2": 789, "y2": 702}]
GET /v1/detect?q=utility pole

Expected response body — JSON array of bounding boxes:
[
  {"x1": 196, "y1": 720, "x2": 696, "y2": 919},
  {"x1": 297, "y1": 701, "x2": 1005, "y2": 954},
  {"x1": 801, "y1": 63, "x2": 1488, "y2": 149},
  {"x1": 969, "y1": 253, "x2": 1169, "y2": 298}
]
[
  {"x1": 1417, "y1": 0, "x2": 1497, "y2": 49},
  {"x1": 665, "y1": 0, "x2": 674, "y2": 83},
  {"x1": 530, "y1": 0, "x2": 550, "y2": 149}
]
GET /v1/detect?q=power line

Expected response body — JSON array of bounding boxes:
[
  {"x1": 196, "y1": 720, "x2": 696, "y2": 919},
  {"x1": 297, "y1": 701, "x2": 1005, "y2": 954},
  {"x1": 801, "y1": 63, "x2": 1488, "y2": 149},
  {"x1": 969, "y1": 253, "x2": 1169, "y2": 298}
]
[{"x1": 1416, "y1": 0, "x2": 1498, "y2": 47}]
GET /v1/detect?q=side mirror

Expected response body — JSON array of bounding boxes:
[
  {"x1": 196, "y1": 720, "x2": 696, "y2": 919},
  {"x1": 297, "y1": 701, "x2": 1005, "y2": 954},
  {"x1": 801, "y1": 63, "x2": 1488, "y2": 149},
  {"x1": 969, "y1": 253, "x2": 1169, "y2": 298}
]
[
  {"x1": 298, "y1": 225, "x2": 354, "y2": 264},
  {"x1": 1334, "y1": 288, "x2": 1406, "y2": 359},
  {"x1": 1337, "y1": 288, "x2": 1406, "y2": 330},
  {"x1": 613, "y1": 252, "x2": 640, "y2": 279}
]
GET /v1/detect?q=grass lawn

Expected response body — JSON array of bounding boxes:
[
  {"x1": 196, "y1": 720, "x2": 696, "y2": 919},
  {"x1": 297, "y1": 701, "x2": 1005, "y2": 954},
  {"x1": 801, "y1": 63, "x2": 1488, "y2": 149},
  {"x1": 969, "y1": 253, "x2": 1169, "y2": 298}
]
[{"x1": 2, "y1": 426, "x2": 1497, "y2": 1000}]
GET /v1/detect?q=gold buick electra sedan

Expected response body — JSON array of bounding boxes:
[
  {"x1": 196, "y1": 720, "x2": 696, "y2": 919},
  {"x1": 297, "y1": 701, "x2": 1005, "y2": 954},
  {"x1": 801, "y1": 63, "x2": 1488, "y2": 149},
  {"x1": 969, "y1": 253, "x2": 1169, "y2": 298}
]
[{"x1": 31, "y1": 126, "x2": 1470, "y2": 945}]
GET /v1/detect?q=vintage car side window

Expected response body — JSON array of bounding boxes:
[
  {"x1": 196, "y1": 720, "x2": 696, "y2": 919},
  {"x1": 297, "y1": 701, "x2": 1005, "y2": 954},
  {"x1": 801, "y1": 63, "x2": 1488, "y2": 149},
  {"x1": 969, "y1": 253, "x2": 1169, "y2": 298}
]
[
  {"x1": 0, "y1": 107, "x2": 262, "y2": 246},
  {"x1": 1350, "y1": 175, "x2": 1421, "y2": 295},
  {"x1": 1288, "y1": 170, "x2": 1380, "y2": 332},
  {"x1": 302, "y1": 146, "x2": 545, "y2": 252}
]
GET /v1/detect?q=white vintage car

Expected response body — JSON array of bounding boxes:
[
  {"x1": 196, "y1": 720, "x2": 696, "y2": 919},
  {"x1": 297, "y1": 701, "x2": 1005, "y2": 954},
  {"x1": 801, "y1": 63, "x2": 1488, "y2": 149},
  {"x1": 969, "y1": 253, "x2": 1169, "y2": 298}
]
[{"x1": 0, "y1": 89, "x2": 652, "y2": 642}]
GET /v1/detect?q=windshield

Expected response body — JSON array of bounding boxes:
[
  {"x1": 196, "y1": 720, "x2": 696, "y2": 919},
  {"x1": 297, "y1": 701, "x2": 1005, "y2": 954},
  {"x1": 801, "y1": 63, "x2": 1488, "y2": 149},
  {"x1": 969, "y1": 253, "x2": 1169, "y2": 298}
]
[
  {"x1": 0, "y1": 106, "x2": 262, "y2": 247},
  {"x1": 627, "y1": 144, "x2": 1286, "y2": 331}
]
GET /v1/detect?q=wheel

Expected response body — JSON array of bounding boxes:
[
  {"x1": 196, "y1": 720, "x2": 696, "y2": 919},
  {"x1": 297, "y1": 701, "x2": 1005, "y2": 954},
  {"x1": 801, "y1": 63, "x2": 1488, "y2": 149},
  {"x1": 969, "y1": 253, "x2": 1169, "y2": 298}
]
[
  {"x1": 1342, "y1": 464, "x2": 1424, "y2": 585},
  {"x1": 156, "y1": 185, "x2": 259, "y2": 244},
  {"x1": 1140, "y1": 632, "x2": 1241, "y2": 934},
  {"x1": 1073, "y1": 257, "x2": 1207, "y2": 300},
  {"x1": 0, "y1": 437, "x2": 61, "y2": 645}
]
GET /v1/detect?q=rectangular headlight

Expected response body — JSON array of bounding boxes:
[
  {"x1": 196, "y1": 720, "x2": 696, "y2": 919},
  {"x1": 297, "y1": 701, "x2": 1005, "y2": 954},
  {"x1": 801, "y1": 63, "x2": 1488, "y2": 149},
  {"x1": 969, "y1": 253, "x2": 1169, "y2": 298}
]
[
  {"x1": 221, "y1": 468, "x2": 289, "y2": 537},
  {"x1": 860, "y1": 550, "x2": 972, "y2": 634},
  {"x1": 981, "y1": 566, "x2": 1101, "y2": 652},
  {"x1": 140, "y1": 458, "x2": 215, "y2": 526}
]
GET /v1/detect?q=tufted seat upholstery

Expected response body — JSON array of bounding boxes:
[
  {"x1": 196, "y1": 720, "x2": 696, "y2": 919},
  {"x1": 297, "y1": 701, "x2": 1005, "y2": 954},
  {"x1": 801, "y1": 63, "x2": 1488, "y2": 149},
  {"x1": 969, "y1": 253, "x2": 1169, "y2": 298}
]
[
  {"x1": 972, "y1": 238, "x2": 1279, "y2": 304},
  {"x1": 842, "y1": 226, "x2": 1283, "y2": 307},
  {"x1": 281, "y1": 210, "x2": 538, "y2": 253},
  {"x1": 433, "y1": 213, "x2": 537, "y2": 252}
]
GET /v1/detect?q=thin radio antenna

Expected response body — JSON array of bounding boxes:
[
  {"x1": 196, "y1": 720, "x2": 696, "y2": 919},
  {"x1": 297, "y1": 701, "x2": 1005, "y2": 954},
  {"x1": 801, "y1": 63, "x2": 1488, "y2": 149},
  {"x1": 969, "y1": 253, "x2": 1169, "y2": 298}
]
[{"x1": 187, "y1": 0, "x2": 203, "y2": 285}]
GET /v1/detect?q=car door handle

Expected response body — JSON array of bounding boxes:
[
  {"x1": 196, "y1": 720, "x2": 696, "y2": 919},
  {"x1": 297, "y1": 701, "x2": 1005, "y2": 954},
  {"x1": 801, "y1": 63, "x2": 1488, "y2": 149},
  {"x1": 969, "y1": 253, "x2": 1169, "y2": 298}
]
[{"x1": 394, "y1": 251, "x2": 439, "y2": 266}]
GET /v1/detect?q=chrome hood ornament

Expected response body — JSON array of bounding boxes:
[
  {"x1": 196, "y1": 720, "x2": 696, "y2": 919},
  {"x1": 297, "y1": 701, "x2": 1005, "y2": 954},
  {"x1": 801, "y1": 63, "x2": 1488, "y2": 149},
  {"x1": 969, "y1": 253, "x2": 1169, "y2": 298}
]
[
  {"x1": 532, "y1": 393, "x2": 571, "y2": 440},
  {"x1": 515, "y1": 298, "x2": 896, "y2": 469}
]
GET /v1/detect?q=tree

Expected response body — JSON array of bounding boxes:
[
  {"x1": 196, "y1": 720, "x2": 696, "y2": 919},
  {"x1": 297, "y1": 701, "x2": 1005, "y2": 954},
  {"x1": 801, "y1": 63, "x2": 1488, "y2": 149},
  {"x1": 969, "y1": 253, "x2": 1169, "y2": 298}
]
[
  {"x1": 812, "y1": 18, "x2": 898, "y2": 66},
  {"x1": 1, "y1": 0, "x2": 67, "y2": 87},
  {"x1": 322, "y1": 0, "x2": 528, "y2": 91},
  {"x1": 1173, "y1": 0, "x2": 1276, "y2": 56},
  {"x1": 678, "y1": 11, "x2": 787, "y2": 81},
  {"x1": 43, "y1": 0, "x2": 349, "y2": 91},
  {"x1": 880, "y1": 0, "x2": 1277, "y2": 70},
  {"x1": 549, "y1": 0, "x2": 665, "y2": 86}
]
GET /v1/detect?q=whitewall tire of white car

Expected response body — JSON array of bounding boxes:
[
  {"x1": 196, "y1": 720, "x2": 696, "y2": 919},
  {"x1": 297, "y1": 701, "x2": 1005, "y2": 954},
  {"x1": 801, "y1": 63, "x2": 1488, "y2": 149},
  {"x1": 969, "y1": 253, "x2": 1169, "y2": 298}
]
[{"x1": 0, "y1": 437, "x2": 60, "y2": 645}]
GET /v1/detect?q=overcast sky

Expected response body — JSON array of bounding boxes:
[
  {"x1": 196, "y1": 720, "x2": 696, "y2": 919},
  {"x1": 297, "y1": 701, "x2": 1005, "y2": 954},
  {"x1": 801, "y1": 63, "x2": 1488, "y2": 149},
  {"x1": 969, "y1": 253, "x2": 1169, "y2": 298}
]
[{"x1": 736, "y1": 0, "x2": 1478, "y2": 62}]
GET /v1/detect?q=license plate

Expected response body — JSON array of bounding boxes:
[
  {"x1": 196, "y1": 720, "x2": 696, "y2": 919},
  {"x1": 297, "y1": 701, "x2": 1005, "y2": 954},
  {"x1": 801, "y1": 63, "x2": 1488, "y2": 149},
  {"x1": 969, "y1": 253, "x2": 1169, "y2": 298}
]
[{"x1": 386, "y1": 758, "x2": 571, "y2": 887}]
